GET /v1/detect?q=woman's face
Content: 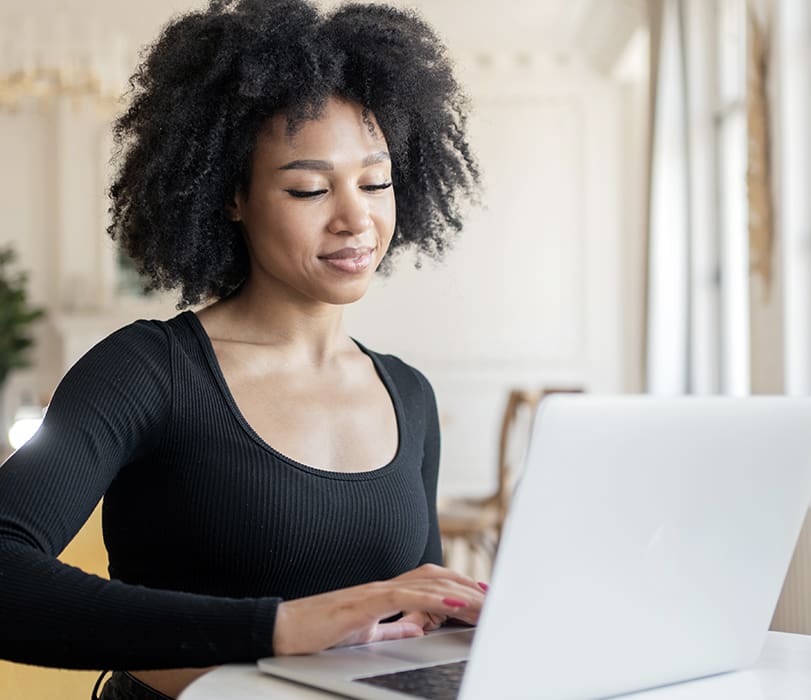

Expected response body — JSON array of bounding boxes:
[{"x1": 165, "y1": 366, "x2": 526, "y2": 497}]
[{"x1": 232, "y1": 97, "x2": 396, "y2": 307}]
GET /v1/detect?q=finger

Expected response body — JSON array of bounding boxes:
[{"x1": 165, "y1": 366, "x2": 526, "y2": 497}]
[
  {"x1": 398, "y1": 612, "x2": 425, "y2": 627},
  {"x1": 446, "y1": 611, "x2": 480, "y2": 626},
  {"x1": 401, "y1": 564, "x2": 485, "y2": 594},
  {"x1": 391, "y1": 575, "x2": 487, "y2": 608},
  {"x1": 442, "y1": 609, "x2": 480, "y2": 627},
  {"x1": 342, "y1": 580, "x2": 483, "y2": 634},
  {"x1": 385, "y1": 589, "x2": 483, "y2": 625},
  {"x1": 400, "y1": 611, "x2": 445, "y2": 631},
  {"x1": 371, "y1": 621, "x2": 425, "y2": 643}
]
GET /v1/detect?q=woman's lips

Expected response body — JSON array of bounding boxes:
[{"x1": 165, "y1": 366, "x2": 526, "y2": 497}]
[{"x1": 318, "y1": 247, "x2": 375, "y2": 273}]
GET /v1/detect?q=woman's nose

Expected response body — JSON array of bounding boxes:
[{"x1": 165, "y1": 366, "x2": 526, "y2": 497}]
[{"x1": 327, "y1": 187, "x2": 372, "y2": 235}]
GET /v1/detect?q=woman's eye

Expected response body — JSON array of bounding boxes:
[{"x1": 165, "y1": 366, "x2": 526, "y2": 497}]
[
  {"x1": 286, "y1": 189, "x2": 328, "y2": 199},
  {"x1": 361, "y1": 182, "x2": 393, "y2": 192}
]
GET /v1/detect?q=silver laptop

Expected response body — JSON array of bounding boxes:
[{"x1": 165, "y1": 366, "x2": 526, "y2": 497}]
[{"x1": 258, "y1": 396, "x2": 811, "y2": 700}]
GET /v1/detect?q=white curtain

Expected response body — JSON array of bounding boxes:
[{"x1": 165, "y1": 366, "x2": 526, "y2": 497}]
[
  {"x1": 645, "y1": 0, "x2": 749, "y2": 396},
  {"x1": 645, "y1": 0, "x2": 691, "y2": 395},
  {"x1": 779, "y1": 0, "x2": 811, "y2": 396}
]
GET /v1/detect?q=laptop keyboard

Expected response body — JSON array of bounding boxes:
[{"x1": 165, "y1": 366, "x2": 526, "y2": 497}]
[{"x1": 355, "y1": 660, "x2": 467, "y2": 699}]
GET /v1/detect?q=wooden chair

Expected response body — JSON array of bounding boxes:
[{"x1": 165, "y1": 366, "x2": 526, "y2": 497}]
[{"x1": 438, "y1": 387, "x2": 582, "y2": 578}]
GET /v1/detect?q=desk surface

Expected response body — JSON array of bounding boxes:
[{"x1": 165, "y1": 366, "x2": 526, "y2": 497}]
[{"x1": 179, "y1": 631, "x2": 811, "y2": 700}]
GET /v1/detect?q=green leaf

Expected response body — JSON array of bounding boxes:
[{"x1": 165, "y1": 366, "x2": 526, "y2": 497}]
[{"x1": 0, "y1": 245, "x2": 46, "y2": 388}]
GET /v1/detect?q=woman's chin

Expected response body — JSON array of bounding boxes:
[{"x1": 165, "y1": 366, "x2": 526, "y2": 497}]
[{"x1": 320, "y1": 283, "x2": 373, "y2": 306}]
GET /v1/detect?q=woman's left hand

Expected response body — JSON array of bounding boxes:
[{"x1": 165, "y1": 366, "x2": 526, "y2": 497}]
[
  {"x1": 272, "y1": 563, "x2": 486, "y2": 655},
  {"x1": 390, "y1": 567, "x2": 488, "y2": 635}
]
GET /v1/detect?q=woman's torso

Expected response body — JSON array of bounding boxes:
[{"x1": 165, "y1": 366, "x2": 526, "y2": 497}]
[{"x1": 123, "y1": 311, "x2": 433, "y2": 697}]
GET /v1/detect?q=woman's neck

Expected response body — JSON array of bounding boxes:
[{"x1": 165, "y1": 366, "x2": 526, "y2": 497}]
[{"x1": 197, "y1": 283, "x2": 354, "y2": 368}]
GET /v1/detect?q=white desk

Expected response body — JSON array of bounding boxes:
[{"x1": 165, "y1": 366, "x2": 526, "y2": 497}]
[{"x1": 179, "y1": 631, "x2": 811, "y2": 700}]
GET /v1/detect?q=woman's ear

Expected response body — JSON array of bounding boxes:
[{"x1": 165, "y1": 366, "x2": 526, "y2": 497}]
[{"x1": 226, "y1": 193, "x2": 242, "y2": 222}]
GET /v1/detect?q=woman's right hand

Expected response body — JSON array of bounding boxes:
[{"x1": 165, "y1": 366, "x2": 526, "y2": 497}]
[{"x1": 272, "y1": 563, "x2": 485, "y2": 655}]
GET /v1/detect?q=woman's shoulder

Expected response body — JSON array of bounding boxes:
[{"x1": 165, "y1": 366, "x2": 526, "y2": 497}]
[
  {"x1": 85, "y1": 311, "x2": 194, "y2": 356},
  {"x1": 58, "y1": 312, "x2": 200, "y2": 390},
  {"x1": 42, "y1": 315, "x2": 196, "y2": 436},
  {"x1": 355, "y1": 341, "x2": 436, "y2": 401}
]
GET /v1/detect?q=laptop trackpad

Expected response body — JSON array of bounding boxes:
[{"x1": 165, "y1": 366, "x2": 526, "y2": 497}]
[
  {"x1": 352, "y1": 627, "x2": 475, "y2": 665},
  {"x1": 258, "y1": 627, "x2": 475, "y2": 679}
]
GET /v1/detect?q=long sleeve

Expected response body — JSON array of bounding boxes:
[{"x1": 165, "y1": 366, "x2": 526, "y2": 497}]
[{"x1": 0, "y1": 321, "x2": 278, "y2": 670}]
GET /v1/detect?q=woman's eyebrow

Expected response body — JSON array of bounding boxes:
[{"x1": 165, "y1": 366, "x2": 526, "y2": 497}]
[
  {"x1": 279, "y1": 159, "x2": 333, "y2": 171},
  {"x1": 278, "y1": 152, "x2": 390, "y2": 171},
  {"x1": 362, "y1": 151, "x2": 390, "y2": 166}
]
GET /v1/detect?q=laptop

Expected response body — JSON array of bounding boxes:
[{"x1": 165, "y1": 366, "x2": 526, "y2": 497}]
[{"x1": 258, "y1": 396, "x2": 811, "y2": 699}]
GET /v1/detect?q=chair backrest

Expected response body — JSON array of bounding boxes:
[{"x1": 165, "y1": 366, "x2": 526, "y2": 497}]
[{"x1": 496, "y1": 387, "x2": 583, "y2": 524}]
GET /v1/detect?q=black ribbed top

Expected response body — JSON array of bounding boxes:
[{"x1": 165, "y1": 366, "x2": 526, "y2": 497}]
[{"x1": 0, "y1": 311, "x2": 441, "y2": 670}]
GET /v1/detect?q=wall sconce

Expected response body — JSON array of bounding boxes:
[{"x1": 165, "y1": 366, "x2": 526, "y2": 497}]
[
  {"x1": 8, "y1": 403, "x2": 45, "y2": 450},
  {"x1": 0, "y1": 14, "x2": 130, "y2": 111}
]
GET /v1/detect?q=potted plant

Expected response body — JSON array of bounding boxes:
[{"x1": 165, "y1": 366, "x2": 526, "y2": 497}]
[{"x1": 0, "y1": 246, "x2": 45, "y2": 442}]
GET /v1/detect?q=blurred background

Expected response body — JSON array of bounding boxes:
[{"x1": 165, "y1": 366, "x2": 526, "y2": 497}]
[{"x1": 1, "y1": 0, "x2": 809, "y2": 697}]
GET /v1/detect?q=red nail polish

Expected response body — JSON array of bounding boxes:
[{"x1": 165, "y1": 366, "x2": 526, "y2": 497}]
[
  {"x1": 477, "y1": 581, "x2": 489, "y2": 592},
  {"x1": 442, "y1": 598, "x2": 467, "y2": 608}
]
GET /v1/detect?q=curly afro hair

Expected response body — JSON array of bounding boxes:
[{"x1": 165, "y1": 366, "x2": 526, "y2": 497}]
[{"x1": 108, "y1": 0, "x2": 479, "y2": 308}]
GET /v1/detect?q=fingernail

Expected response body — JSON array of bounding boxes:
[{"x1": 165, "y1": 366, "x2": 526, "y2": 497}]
[
  {"x1": 442, "y1": 598, "x2": 468, "y2": 608},
  {"x1": 477, "y1": 582, "x2": 489, "y2": 592}
]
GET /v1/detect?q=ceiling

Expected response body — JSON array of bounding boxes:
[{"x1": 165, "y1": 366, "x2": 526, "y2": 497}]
[{"x1": 1, "y1": 0, "x2": 647, "y2": 74}]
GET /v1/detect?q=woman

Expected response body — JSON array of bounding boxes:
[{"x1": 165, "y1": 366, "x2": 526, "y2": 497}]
[{"x1": 0, "y1": 1, "x2": 482, "y2": 698}]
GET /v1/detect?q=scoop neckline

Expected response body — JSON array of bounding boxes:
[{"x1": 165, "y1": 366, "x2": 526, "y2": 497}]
[{"x1": 181, "y1": 310, "x2": 405, "y2": 481}]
